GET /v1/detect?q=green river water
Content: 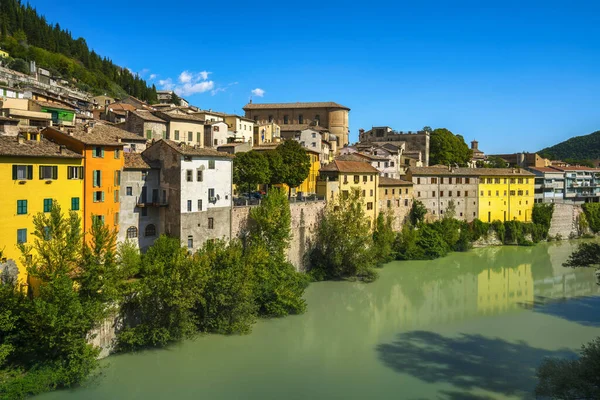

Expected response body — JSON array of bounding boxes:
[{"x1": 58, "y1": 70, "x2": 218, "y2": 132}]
[{"x1": 38, "y1": 241, "x2": 600, "y2": 400}]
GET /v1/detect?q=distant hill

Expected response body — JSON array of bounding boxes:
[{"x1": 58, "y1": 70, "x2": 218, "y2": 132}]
[
  {"x1": 538, "y1": 130, "x2": 600, "y2": 161},
  {"x1": 0, "y1": 0, "x2": 157, "y2": 102}
]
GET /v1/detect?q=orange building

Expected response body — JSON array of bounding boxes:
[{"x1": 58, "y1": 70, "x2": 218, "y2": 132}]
[{"x1": 42, "y1": 123, "x2": 138, "y2": 237}]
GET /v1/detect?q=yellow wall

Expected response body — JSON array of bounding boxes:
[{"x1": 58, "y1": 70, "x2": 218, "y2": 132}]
[
  {"x1": 477, "y1": 175, "x2": 534, "y2": 222},
  {"x1": 338, "y1": 172, "x2": 380, "y2": 220},
  {"x1": 168, "y1": 121, "x2": 204, "y2": 146},
  {"x1": 0, "y1": 157, "x2": 83, "y2": 285},
  {"x1": 477, "y1": 264, "x2": 533, "y2": 314}
]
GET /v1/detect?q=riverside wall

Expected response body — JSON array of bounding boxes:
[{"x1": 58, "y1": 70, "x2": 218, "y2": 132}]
[
  {"x1": 232, "y1": 200, "x2": 325, "y2": 271},
  {"x1": 548, "y1": 203, "x2": 583, "y2": 239}
]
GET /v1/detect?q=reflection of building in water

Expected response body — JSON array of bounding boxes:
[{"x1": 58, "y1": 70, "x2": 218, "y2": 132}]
[{"x1": 477, "y1": 264, "x2": 533, "y2": 313}]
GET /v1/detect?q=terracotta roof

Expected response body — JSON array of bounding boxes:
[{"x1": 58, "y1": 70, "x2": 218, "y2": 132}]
[
  {"x1": 252, "y1": 142, "x2": 320, "y2": 155},
  {"x1": 354, "y1": 152, "x2": 389, "y2": 161},
  {"x1": 108, "y1": 103, "x2": 136, "y2": 112},
  {"x1": 243, "y1": 102, "x2": 350, "y2": 111},
  {"x1": 131, "y1": 110, "x2": 166, "y2": 123},
  {"x1": 124, "y1": 153, "x2": 155, "y2": 169},
  {"x1": 409, "y1": 167, "x2": 534, "y2": 177},
  {"x1": 320, "y1": 160, "x2": 379, "y2": 174},
  {"x1": 224, "y1": 114, "x2": 255, "y2": 122},
  {"x1": 34, "y1": 100, "x2": 75, "y2": 111},
  {"x1": 336, "y1": 154, "x2": 368, "y2": 162},
  {"x1": 279, "y1": 124, "x2": 330, "y2": 132},
  {"x1": 379, "y1": 177, "x2": 413, "y2": 186},
  {"x1": 155, "y1": 111, "x2": 205, "y2": 123},
  {"x1": 160, "y1": 139, "x2": 233, "y2": 158},
  {"x1": 0, "y1": 136, "x2": 82, "y2": 159},
  {"x1": 43, "y1": 123, "x2": 144, "y2": 146},
  {"x1": 217, "y1": 142, "x2": 246, "y2": 148}
]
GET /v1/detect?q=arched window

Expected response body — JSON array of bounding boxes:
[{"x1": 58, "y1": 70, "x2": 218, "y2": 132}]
[
  {"x1": 145, "y1": 224, "x2": 156, "y2": 237},
  {"x1": 126, "y1": 226, "x2": 138, "y2": 238}
]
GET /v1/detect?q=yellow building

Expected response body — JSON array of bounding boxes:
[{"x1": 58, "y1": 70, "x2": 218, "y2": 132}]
[
  {"x1": 477, "y1": 264, "x2": 533, "y2": 314},
  {"x1": 0, "y1": 134, "x2": 84, "y2": 285},
  {"x1": 378, "y1": 177, "x2": 413, "y2": 230},
  {"x1": 477, "y1": 169, "x2": 535, "y2": 222},
  {"x1": 316, "y1": 160, "x2": 380, "y2": 220}
]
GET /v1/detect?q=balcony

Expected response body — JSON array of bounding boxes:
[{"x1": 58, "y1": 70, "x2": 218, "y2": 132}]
[{"x1": 136, "y1": 196, "x2": 168, "y2": 207}]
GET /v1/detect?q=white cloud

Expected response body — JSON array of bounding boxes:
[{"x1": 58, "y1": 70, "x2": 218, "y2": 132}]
[
  {"x1": 158, "y1": 70, "x2": 217, "y2": 96},
  {"x1": 178, "y1": 81, "x2": 215, "y2": 96},
  {"x1": 149, "y1": 74, "x2": 157, "y2": 80},
  {"x1": 179, "y1": 71, "x2": 192, "y2": 84},
  {"x1": 251, "y1": 88, "x2": 265, "y2": 97},
  {"x1": 158, "y1": 78, "x2": 174, "y2": 91}
]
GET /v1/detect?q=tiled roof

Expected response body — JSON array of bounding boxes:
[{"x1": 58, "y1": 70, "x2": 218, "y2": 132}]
[
  {"x1": 243, "y1": 102, "x2": 350, "y2": 111},
  {"x1": 124, "y1": 152, "x2": 155, "y2": 169},
  {"x1": 155, "y1": 111, "x2": 205, "y2": 123},
  {"x1": 160, "y1": 139, "x2": 233, "y2": 158},
  {"x1": 108, "y1": 103, "x2": 136, "y2": 112},
  {"x1": 409, "y1": 167, "x2": 534, "y2": 177},
  {"x1": 43, "y1": 123, "x2": 145, "y2": 146},
  {"x1": 550, "y1": 166, "x2": 600, "y2": 172},
  {"x1": 320, "y1": 160, "x2": 379, "y2": 174},
  {"x1": 529, "y1": 167, "x2": 563, "y2": 173},
  {"x1": 0, "y1": 136, "x2": 82, "y2": 158},
  {"x1": 354, "y1": 152, "x2": 389, "y2": 161},
  {"x1": 131, "y1": 110, "x2": 166, "y2": 123},
  {"x1": 0, "y1": 116, "x2": 19, "y2": 123},
  {"x1": 34, "y1": 100, "x2": 75, "y2": 111},
  {"x1": 336, "y1": 154, "x2": 367, "y2": 162},
  {"x1": 379, "y1": 177, "x2": 413, "y2": 186}
]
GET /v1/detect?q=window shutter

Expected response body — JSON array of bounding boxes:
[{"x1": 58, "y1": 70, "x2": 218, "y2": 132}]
[
  {"x1": 99, "y1": 170, "x2": 102, "y2": 186},
  {"x1": 101, "y1": 191, "x2": 105, "y2": 202},
  {"x1": 101, "y1": 147, "x2": 105, "y2": 158},
  {"x1": 39, "y1": 166, "x2": 43, "y2": 179},
  {"x1": 12, "y1": 165, "x2": 17, "y2": 180},
  {"x1": 27, "y1": 165, "x2": 33, "y2": 179},
  {"x1": 79, "y1": 166, "x2": 83, "y2": 178},
  {"x1": 67, "y1": 167, "x2": 72, "y2": 179},
  {"x1": 93, "y1": 171, "x2": 98, "y2": 187},
  {"x1": 52, "y1": 166, "x2": 58, "y2": 179}
]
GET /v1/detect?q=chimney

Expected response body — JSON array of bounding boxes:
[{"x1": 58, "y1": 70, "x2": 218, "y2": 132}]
[
  {"x1": 59, "y1": 144, "x2": 66, "y2": 154},
  {"x1": 17, "y1": 133, "x2": 24, "y2": 144}
]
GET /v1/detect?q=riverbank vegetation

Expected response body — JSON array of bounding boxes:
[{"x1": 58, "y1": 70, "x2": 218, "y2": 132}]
[{"x1": 0, "y1": 189, "x2": 308, "y2": 398}]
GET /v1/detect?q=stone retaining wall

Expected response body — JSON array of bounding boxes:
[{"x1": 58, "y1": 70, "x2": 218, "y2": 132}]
[{"x1": 548, "y1": 203, "x2": 583, "y2": 239}]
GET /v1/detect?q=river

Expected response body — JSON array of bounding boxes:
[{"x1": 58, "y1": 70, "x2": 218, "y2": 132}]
[{"x1": 38, "y1": 241, "x2": 600, "y2": 400}]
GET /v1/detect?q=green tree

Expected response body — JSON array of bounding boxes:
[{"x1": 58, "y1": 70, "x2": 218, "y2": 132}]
[
  {"x1": 563, "y1": 242, "x2": 600, "y2": 270},
  {"x1": 536, "y1": 337, "x2": 600, "y2": 399},
  {"x1": 276, "y1": 140, "x2": 310, "y2": 197},
  {"x1": 309, "y1": 189, "x2": 377, "y2": 281},
  {"x1": 233, "y1": 151, "x2": 270, "y2": 194},
  {"x1": 170, "y1": 91, "x2": 182, "y2": 106},
  {"x1": 429, "y1": 128, "x2": 473, "y2": 166},
  {"x1": 409, "y1": 200, "x2": 427, "y2": 225},
  {"x1": 477, "y1": 155, "x2": 508, "y2": 168},
  {"x1": 372, "y1": 211, "x2": 396, "y2": 265}
]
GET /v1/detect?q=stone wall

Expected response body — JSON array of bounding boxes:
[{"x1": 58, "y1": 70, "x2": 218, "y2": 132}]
[
  {"x1": 548, "y1": 203, "x2": 583, "y2": 239},
  {"x1": 88, "y1": 312, "x2": 122, "y2": 359},
  {"x1": 231, "y1": 200, "x2": 325, "y2": 271}
]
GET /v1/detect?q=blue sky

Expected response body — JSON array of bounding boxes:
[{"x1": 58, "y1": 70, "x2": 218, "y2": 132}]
[{"x1": 31, "y1": 0, "x2": 600, "y2": 153}]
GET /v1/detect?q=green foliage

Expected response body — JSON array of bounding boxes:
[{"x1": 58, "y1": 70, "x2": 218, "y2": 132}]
[
  {"x1": 170, "y1": 91, "x2": 182, "y2": 106},
  {"x1": 532, "y1": 203, "x2": 554, "y2": 240},
  {"x1": 0, "y1": 0, "x2": 157, "y2": 101},
  {"x1": 264, "y1": 150, "x2": 284, "y2": 186},
  {"x1": 538, "y1": 129, "x2": 600, "y2": 161},
  {"x1": 276, "y1": 140, "x2": 311, "y2": 194},
  {"x1": 7, "y1": 57, "x2": 27, "y2": 73},
  {"x1": 536, "y1": 337, "x2": 600, "y2": 399},
  {"x1": 476, "y1": 155, "x2": 508, "y2": 168},
  {"x1": 247, "y1": 189, "x2": 308, "y2": 317},
  {"x1": 309, "y1": 189, "x2": 377, "y2": 281},
  {"x1": 409, "y1": 200, "x2": 427, "y2": 225},
  {"x1": 470, "y1": 219, "x2": 490, "y2": 241},
  {"x1": 563, "y1": 242, "x2": 600, "y2": 269},
  {"x1": 492, "y1": 220, "x2": 506, "y2": 243},
  {"x1": 582, "y1": 203, "x2": 600, "y2": 233},
  {"x1": 233, "y1": 151, "x2": 270, "y2": 194},
  {"x1": 429, "y1": 128, "x2": 473, "y2": 166},
  {"x1": 415, "y1": 224, "x2": 451, "y2": 259},
  {"x1": 372, "y1": 212, "x2": 396, "y2": 265}
]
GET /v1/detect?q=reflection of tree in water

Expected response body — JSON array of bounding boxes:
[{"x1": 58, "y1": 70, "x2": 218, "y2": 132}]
[
  {"x1": 520, "y1": 295, "x2": 600, "y2": 327},
  {"x1": 376, "y1": 331, "x2": 576, "y2": 399}
]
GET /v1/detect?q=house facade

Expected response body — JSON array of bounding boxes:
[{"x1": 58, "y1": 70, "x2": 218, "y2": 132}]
[
  {"x1": 122, "y1": 110, "x2": 167, "y2": 141},
  {"x1": 378, "y1": 177, "x2": 413, "y2": 230},
  {"x1": 154, "y1": 111, "x2": 205, "y2": 146},
  {"x1": 223, "y1": 115, "x2": 255, "y2": 144},
  {"x1": 0, "y1": 134, "x2": 83, "y2": 285},
  {"x1": 203, "y1": 121, "x2": 230, "y2": 148},
  {"x1": 142, "y1": 140, "x2": 233, "y2": 252},
  {"x1": 478, "y1": 170, "x2": 535, "y2": 222}
]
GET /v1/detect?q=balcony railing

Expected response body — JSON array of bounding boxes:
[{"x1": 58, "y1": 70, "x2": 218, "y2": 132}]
[{"x1": 136, "y1": 197, "x2": 168, "y2": 207}]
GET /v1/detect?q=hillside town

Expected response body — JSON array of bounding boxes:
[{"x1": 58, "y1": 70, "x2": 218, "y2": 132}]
[{"x1": 1, "y1": 70, "x2": 599, "y2": 286}]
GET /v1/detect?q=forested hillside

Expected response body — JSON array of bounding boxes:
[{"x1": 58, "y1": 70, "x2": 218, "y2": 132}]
[
  {"x1": 0, "y1": 0, "x2": 157, "y2": 102},
  {"x1": 538, "y1": 130, "x2": 600, "y2": 162}
]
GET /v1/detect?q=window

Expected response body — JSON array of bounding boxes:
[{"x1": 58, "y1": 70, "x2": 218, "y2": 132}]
[
  {"x1": 488, "y1": 190, "x2": 491, "y2": 196},
  {"x1": 17, "y1": 200, "x2": 27, "y2": 215},
  {"x1": 146, "y1": 129, "x2": 152, "y2": 139},
  {"x1": 465, "y1": 191, "x2": 468, "y2": 197},
  {"x1": 12, "y1": 165, "x2": 33, "y2": 180},
  {"x1": 417, "y1": 178, "x2": 421, "y2": 184},
  {"x1": 298, "y1": 114, "x2": 304, "y2": 124},
  {"x1": 387, "y1": 200, "x2": 392, "y2": 208},
  {"x1": 526, "y1": 190, "x2": 529, "y2": 195},
  {"x1": 354, "y1": 175, "x2": 360, "y2": 184},
  {"x1": 197, "y1": 132, "x2": 201, "y2": 143},
  {"x1": 392, "y1": 189, "x2": 395, "y2": 195},
  {"x1": 283, "y1": 115, "x2": 289, "y2": 124},
  {"x1": 16, "y1": 228, "x2": 27, "y2": 244},
  {"x1": 198, "y1": 199, "x2": 203, "y2": 211},
  {"x1": 448, "y1": 177, "x2": 453, "y2": 184},
  {"x1": 187, "y1": 200, "x2": 192, "y2": 212},
  {"x1": 186, "y1": 170, "x2": 193, "y2": 182},
  {"x1": 43, "y1": 198, "x2": 52, "y2": 212},
  {"x1": 434, "y1": 191, "x2": 437, "y2": 197},
  {"x1": 126, "y1": 187, "x2": 133, "y2": 196},
  {"x1": 405, "y1": 199, "x2": 409, "y2": 206},
  {"x1": 466, "y1": 178, "x2": 470, "y2": 184},
  {"x1": 165, "y1": 130, "x2": 170, "y2": 139},
  {"x1": 188, "y1": 132, "x2": 193, "y2": 142},
  {"x1": 518, "y1": 190, "x2": 523, "y2": 196},
  {"x1": 363, "y1": 175, "x2": 367, "y2": 183},
  {"x1": 141, "y1": 207, "x2": 148, "y2": 217},
  {"x1": 93, "y1": 215, "x2": 105, "y2": 225},
  {"x1": 145, "y1": 224, "x2": 156, "y2": 237},
  {"x1": 209, "y1": 188, "x2": 215, "y2": 201},
  {"x1": 518, "y1": 178, "x2": 523, "y2": 184},
  {"x1": 126, "y1": 226, "x2": 138, "y2": 238},
  {"x1": 362, "y1": 190, "x2": 366, "y2": 197},
  {"x1": 188, "y1": 236, "x2": 193, "y2": 249},
  {"x1": 367, "y1": 202, "x2": 373, "y2": 210},
  {"x1": 496, "y1": 190, "x2": 499, "y2": 196},
  {"x1": 197, "y1": 170, "x2": 203, "y2": 181},
  {"x1": 93, "y1": 146, "x2": 104, "y2": 158},
  {"x1": 510, "y1": 190, "x2": 516, "y2": 196},
  {"x1": 480, "y1": 191, "x2": 484, "y2": 196},
  {"x1": 449, "y1": 191, "x2": 453, "y2": 197},
  {"x1": 114, "y1": 170, "x2": 121, "y2": 186},
  {"x1": 457, "y1": 177, "x2": 463, "y2": 184},
  {"x1": 114, "y1": 212, "x2": 119, "y2": 226},
  {"x1": 93, "y1": 170, "x2": 102, "y2": 187},
  {"x1": 457, "y1": 191, "x2": 461, "y2": 197},
  {"x1": 487, "y1": 178, "x2": 492, "y2": 184},
  {"x1": 510, "y1": 178, "x2": 516, "y2": 184},
  {"x1": 93, "y1": 191, "x2": 104, "y2": 202},
  {"x1": 431, "y1": 177, "x2": 437, "y2": 184},
  {"x1": 114, "y1": 190, "x2": 120, "y2": 203},
  {"x1": 39, "y1": 166, "x2": 58, "y2": 180},
  {"x1": 115, "y1": 149, "x2": 121, "y2": 159},
  {"x1": 417, "y1": 192, "x2": 421, "y2": 197},
  {"x1": 370, "y1": 175, "x2": 374, "y2": 182},
  {"x1": 268, "y1": 115, "x2": 273, "y2": 123},
  {"x1": 311, "y1": 142, "x2": 316, "y2": 147},
  {"x1": 71, "y1": 197, "x2": 80, "y2": 211},
  {"x1": 175, "y1": 130, "x2": 180, "y2": 140},
  {"x1": 370, "y1": 189, "x2": 373, "y2": 196},
  {"x1": 312, "y1": 132, "x2": 316, "y2": 138},
  {"x1": 208, "y1": 217, "x2": 214, "y2": 229},
  {"x1": 67, "y1": 166, "x2": 83, "y2": 179},
  {"x1": 209, "y1": 160, "x2": 215, "y2": 169},
  {"x1": 385, "y1": 189, "x2": 388, "y2": 195}
]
